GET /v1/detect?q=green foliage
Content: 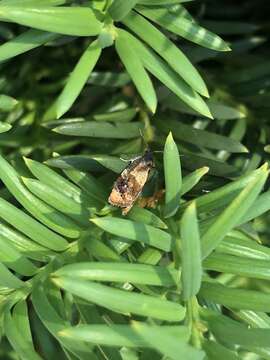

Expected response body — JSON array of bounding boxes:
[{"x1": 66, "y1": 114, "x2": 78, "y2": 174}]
[
  {"x1": 163, "y1": 132, "x2": 182, "y2": 217},
  {"x1": 0, "y1": 0, "x2": 269, "y2": 359},
  {"x1": 180, "y1": 202, "x2": 202, "y2": 300}
]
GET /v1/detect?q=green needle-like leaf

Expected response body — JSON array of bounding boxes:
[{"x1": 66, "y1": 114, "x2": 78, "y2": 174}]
[
  {"x1": 0, "y1": 235, "x2": 37, "y2": 276},
  {"x1": 0, "y1": 197, "x2": 68, "y2": 251},
  {"x1": 0, "y1": 6, "x2": 102, "y2": 36},
  {"x1": 91, "y1": 217, "x2": 172, "y2": 251},
  {"x1": 52, "y1": 277, "x2": 186, "y2": 321},
  {"x1": 23, "y1": 157, "x2": 94, "y2": 204},
  {"x1": 0, "y1": 122, "x2": 11, "y2": 133},
  {"x1": 56, "y1": 40, "x2": 101, "y2": 119},
  {"x1": 156, "y1": 117, "x2": 248, "y2": 153},
  {"x1": 203, "y1": 340, "x2": 242, "y2": 360},
  {"x1": 53, "y1": 121, "x2": 143, "y2": 139},
  {"x1": 0, "y1": 154, "x2": 81, "y2": 239},
  {"x1": 137, "y1": 0, "x2": 192, "y2": 3},
  {"x1": 181, "y1": 167, "x2": 209, "y2": 195},
  {"x1": 63, "y1": 168, "x2": 106, "y2": 203},
  {"x1": 204, "y1": 253, "x2": 270, "y2": 280},
  {"x1": 115, "y1": 29, "x2": 157, "y2": 113},
  {"x1": 93, "y1": 108, "x2": 136, "y2": 122},
  {"x1": 0, "y1": 29, "x2": 57, "y2": 61},
  {"x1": 109, "y1": 0, "x2": 139, "y2": 21},
  {"x1": 203, "y1": 310, "x2": 270, "y2": 349},
  {"x1": 12, "y1": 301, "x2": 37, "y2": 351},
  {"x1": 163, "y1": 132, "x2": 182, "y2": 217},
  {"x1": 190, "y1": 166, "x2": 264, "y2": 214},
  {"x1": 201, "y1": 164, "x2": 268, "y2": 258},
  {"x1": 1, "y1": 0, "x2": 66, "y2": 5},
  {"x1": 131, "y1": 322, "x2": 205, "y2": 360},
  {"x1": 123, "y1": 11, "x2": 209, "y2": 97},
  {"x1": 137, "y1": 6, "x2": 231, "y2": 52},
  {"x1": 180, "y1": 202, "x2": 202, "y2": 300},
  {"x1": 0, "y1": 262, "x2": 24, "y2": 288},
  {"x1": 53, "y1": 262, "x2": 179, "y2": 286},
  {"x1": 238, "y1": 189, "x2": 270, "y2": 225},
  {"x1": 32, "y1": 283, "x2": 94, "y2": 358},
  {"x1": 200, "y1": 282, "x2": 270, "y2": 312},
  {"x1": 0, "y1": 221, "x2": 53, "y2": 262},
  {"x1": 0, "y1": 94, "x2": 18, "y2": 111},
  {"x1": 127, "y1": 206, "x2": 168, "y2": 229},
  {"x1": 217, "y1": 236, "x2": 270, "y2": 261},
  {"x1": 59, "y1": 323, "x2": 190, "y2": 348},
  {"x1": 22, "y1": 177, "x2": 93, "y2": 227},
  {"x1": 4, "y1": 308, "x2": 42, "y2": 360},
  {"x1": 45, "y1": 154, "x2": 125, "y2": 173},
  {"x1": 126, "y1": 33, "x2": 211, "y2": 117}
]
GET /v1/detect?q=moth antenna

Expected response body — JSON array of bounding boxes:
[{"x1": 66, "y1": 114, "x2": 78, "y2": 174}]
[
  {"x1": 152, "y1": 150, "x2": 185, "y2": 157},
  {"x1": 120, "y1": 157, "x2": 131, "y2": 162},
  {"x1": 120, "y1": 155, "x2": 142, "y2": 162},
  {"x1": 138, "y1": 128, "x2": 149, "y2": 151}
]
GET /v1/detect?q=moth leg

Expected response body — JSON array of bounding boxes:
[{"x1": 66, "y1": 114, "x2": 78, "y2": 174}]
[{"x1": 121, "y1": 204, "x2": 133, "y2": 215}]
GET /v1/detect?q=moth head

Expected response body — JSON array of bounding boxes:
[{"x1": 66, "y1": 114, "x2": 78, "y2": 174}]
[{"x1": 143, "y1": 149, "x2": 154, "y2": 168}]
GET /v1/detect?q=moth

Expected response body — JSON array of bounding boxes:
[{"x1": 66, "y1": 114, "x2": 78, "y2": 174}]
[{"x1": 108, "y1": 150, "x2": 154, "y2": 215}]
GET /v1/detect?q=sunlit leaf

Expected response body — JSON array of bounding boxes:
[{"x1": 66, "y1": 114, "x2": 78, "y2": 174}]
[
  {"x1": 52, "y1": 276, "x2": 186, "y2": 321},
  {"x1": 56, "y1": 40, "x2": 101, "y2": 118},
  {"x1": 163, "y1": 132, "x2": 182, "y2": 217},
  {"x1": 54, "y1": 262, "x2": 179, "y2": 287},
  {"x1": 137, "y1": 6, "x2": 230, "y2": 51},
  {"x1": 91, "y1": 217, "x2": 172, "y2": 251},
  {"x1": 180, "y1": 202, "x2": 202, "y2": 300},
  {"x1": 200, "y1": 282, "x2": 270, "y2": 312},
  {"x1": 0, "y1": 6, "x2": 102, "y2": 36},
  {"x1": 115, "y1": 29, "x2": 157, "y2": 113},
  {"x1": 131, "y1": 322, "x2": 205, "y2": 360},
  {"x1": 123, "y1": 11, "x2": 209, "y2": 97},
  {"x1": 109, "y1": 0, "x2": 139, "y2": 21},
  {"x1": 201, "y1": 164, "x2": 268, "y2": 258},
  {"x1": 59, "y1": 323, "x2": 190, "y2": 348}
]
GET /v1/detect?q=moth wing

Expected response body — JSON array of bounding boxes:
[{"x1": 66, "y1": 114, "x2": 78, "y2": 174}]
[
  {"x1": 128, "y1": 166, "x2": 151, "y2": 193},
  {"x1": 108, "y1": 188, "x2": 123, "y2": 207},
  {"x1": 108, "y1": 154, "x2": 153, "y2": 214},
  {"x1": 108, "y1": 187, "x2": 134, "y2": 208}
]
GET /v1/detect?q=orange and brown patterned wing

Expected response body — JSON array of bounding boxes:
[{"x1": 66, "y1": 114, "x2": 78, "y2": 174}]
[{"x1": 108, "y1": 159, "x2": 152, "y2": 214}]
